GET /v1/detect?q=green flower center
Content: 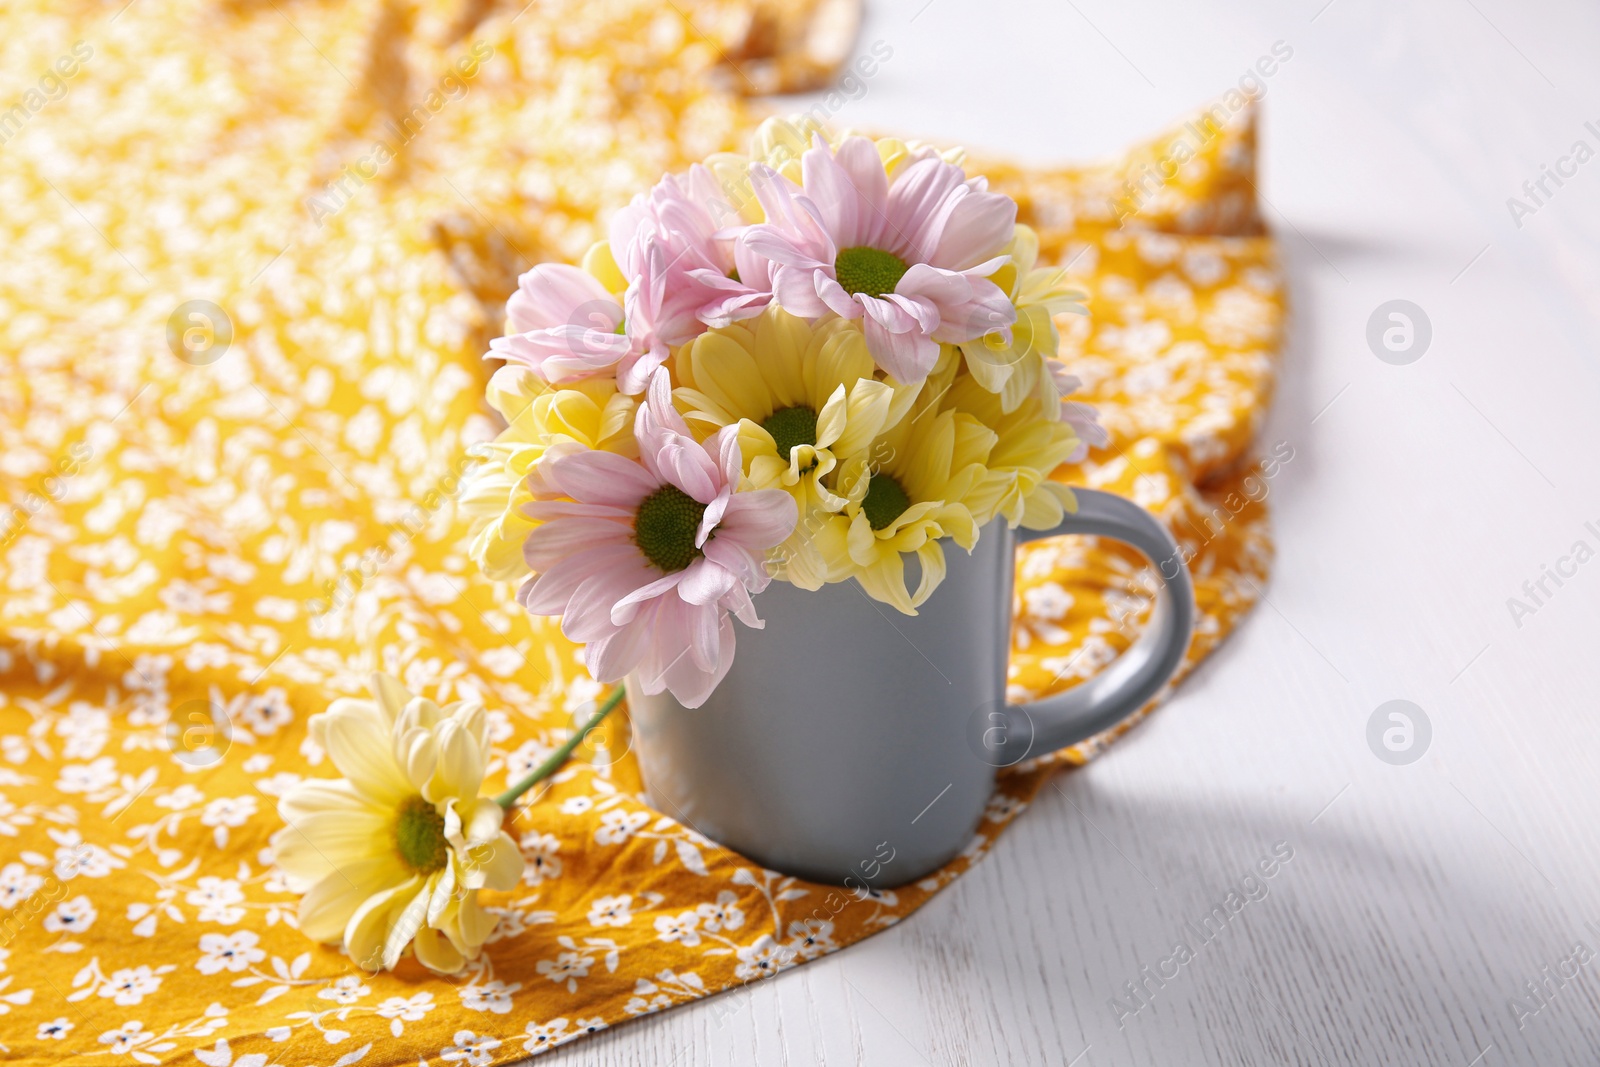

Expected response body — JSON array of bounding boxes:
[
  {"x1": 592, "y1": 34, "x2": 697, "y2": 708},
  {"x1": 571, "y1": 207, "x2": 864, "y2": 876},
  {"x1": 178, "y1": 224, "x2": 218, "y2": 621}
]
[
  {"x1": 862, "y1": 474, "x2": 911, "y2": 531},
  {"x1": 634, "y1": 484, "x2": 708, "y2": 572},
  {"x1": 394, "y1": 796, "x2": 449, "y2": 874},
  {"x1": 762, "y1": 405, "x2": 818, "y2": 464},
  {"x1": 834, "y1": 246, "x2": 910, "y2": 297}
]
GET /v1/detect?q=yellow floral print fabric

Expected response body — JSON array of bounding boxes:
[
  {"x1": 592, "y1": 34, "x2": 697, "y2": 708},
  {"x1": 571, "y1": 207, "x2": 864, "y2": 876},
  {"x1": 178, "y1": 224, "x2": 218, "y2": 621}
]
[{"x1": 0, "y1": 0, "x2": 1280, "y2": 1063}]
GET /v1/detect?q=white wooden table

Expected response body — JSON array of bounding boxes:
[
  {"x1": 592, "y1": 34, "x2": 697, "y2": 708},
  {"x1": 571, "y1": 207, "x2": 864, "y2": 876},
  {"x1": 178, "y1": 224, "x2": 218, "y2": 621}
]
[{"x1": 549, "y1": 0, "x2": 1600, "y2": 1062}]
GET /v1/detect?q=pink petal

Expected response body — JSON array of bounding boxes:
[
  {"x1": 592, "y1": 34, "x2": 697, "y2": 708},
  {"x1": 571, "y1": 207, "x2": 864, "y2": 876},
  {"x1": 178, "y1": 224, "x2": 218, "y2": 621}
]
[
  {"x1": 701, "y1": 536, "x2": 766, "y2": 591},
  {"x1": 769, "y1": 264, "x2": 835, "y2": 319},
  {"x1": 749, "y1": 165, "x2": 835, "y2": 261},
  {"x1": 677, "y1": 557, "x2": 738, "y2": 606},
  {"x1": 697, "y1": 486, "x2": 731, "y2": 546},
  {"x1": 506, "y1": 264, "x2": 615, "y2": 333},
  {"x1": 611, "y1": 569, "x2": 686, "y2": 626},
  {"x1": 715, "y1": 490, "x2": 798, "y2": 549},
  {"x1": 801, "y1": 136, "x2": 889, "y2": 250},
  {"x1": 883, "y1": 291, "x2": 941, "y2": 334},
  {"x1": 563, "y1": 557, "x2": 661, "y2": 642},
  {"x1": 927, "y1": 279, "x2": 1016, "y2": 344},
  {"x1": 489, "y1": 325, "x2": 632, "y2": 383},
  {"x1": 686, "y1": 600, "x2": 722, "y2": 672},
  {"x1": 816, "y1": 274, "x2": 860, "y2": 319},
  {"x1": 652, "y1": 435, "x2": 723, "y2": 504},
  {"x1": 741, "y1": 226, "x2": 829, "y2": 272},
  {"x1": 932, "y1": 187, "x2": 1017, "y2": 271},
  {"x1": 520, "y1": 500, "x2": 634, "y2": 523},
  {"x1": 857, "y1": 293, "x2": 919, "y2": 333},
  {"x1": 862, "y1": 314, "x2": 939, "y2": 384},
  {"x1": 885, "y1": 157, "x2": 967, "y2": 261},
  {"x1": 521, "y1": 544, "x2": 639, "y2": 616},
  {"x1": 615, "y1": 345, "x2": 668, "y2": 396},
  {"x1": 523, "y1": 517, "x2": 631, "y2": 570},
  {"x1": 547, "y1": 450, "x2": 659, "y2": 509},
  {"x1": 722, "y1": 582, "x2": 765, "y2": 627},
  {"x1": 585, "y1": 609, "x2": 655, "y2": 682},
  {"x1": 714, "y1": 426, "x2": 744, "y2": 486},
  {"x1": 663, "y1": 611, "x2": 736, "y2": 707}
]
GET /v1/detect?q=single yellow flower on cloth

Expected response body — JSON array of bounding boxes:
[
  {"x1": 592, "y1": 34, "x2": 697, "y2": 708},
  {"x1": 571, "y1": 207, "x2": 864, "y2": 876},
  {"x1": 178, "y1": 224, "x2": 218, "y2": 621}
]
[
  {"x1": 461, "y1": 366, "x2": 637, "y2": 582},
  {"x1": 270, "y1": 673, "x2": 524, "y2": 975}
]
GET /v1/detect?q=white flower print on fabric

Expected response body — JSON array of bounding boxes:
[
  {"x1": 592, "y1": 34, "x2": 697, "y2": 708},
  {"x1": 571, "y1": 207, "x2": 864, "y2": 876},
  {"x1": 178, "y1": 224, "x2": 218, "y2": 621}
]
[
  {"x1": 587, "y1": 894, "x2": 634, "y2": 928},
  {"x1": 317, "y1": 975, "x2": 370, "y2": 1005},
  {"x1": 200, "y1": 797, "x2": 257, "y2": 848},
  {"x1": 186, "y1": 877, "x2": 247, "y2": 924},
  {"x1": 518, "y1": 831, "x2": 563, "y2": 885},
  {"x1": 695, "y1": 891, "x2": 745, "y2": 933},
  {"x1": 653, "y1": 912, "x2": 701, "y2": 947},
  {"x1": 37, "y1": 1016, "x2": 74, "y2": 1039},
  {"x1": 196, "y1": 931, "x2": 267, "y2": 975},
  {"x1": 376, "y1": 991, "x2": 435, "y2": 1037},
  {"x1": 440, "y1": 1030, "x2": 502, "y2": 1067},
  {"x1": 594, "y1": 810, "x2": 649, "y2": 846},
  {"x1": 459, "y1": 980, "x2": 521, "y2": 1015},
  {"x1": 99, "y1": 965, "x2": 166, "y2": 1006}
]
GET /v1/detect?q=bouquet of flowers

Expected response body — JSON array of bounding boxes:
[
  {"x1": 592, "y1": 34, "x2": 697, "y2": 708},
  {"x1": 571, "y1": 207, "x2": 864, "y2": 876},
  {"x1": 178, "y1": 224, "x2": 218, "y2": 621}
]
[{"x1": 464, "y1": 117, "x2": 1106, "y2": 708}]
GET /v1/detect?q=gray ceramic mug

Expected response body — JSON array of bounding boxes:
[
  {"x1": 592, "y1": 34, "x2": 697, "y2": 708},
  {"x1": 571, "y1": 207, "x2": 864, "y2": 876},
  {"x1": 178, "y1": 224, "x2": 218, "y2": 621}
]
[{"x1": 627, "y1": 488, "x2": 1195, "y2": 888}]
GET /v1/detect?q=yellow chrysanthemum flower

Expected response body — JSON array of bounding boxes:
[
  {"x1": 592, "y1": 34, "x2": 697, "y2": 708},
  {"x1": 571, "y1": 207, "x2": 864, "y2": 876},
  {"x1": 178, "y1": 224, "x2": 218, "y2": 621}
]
[
  {"x1": 460, "y1": 365, "x2": 636, "y2": 582},
  {"x1": 939, "y1": 368, "x2": 1083, "y2": 531},
  {"x1": 958, "y1": 224, "x2": 1087, "y2": 412},
  {"x1": 270, "y1": 673, "x2": 524, "y2": 975},
  {"x1": 825, "y1": 394, "x2": 994, "y2": 614},
  {"x1": 672, "y1": 308, "x2": 912, "y2": 587},
  {"x1": 674, "y1": 309, "x2": 904, "y2": 498}
]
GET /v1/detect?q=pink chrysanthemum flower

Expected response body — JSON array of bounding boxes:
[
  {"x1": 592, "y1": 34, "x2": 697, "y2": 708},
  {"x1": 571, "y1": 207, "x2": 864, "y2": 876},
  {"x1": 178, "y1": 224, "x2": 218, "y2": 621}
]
[
  {"x1": 488, "y1": 263, "x2": 634, "y2": 384},
  {"x1": 740, "y1": 135, "x2": 1019, "y2": 385},
  {"x1": 518, "y1": 371, "x2": 797, "y2": 707},
  {"x1": 609, "y1": 166, "x2": 774, "y2": 393}
]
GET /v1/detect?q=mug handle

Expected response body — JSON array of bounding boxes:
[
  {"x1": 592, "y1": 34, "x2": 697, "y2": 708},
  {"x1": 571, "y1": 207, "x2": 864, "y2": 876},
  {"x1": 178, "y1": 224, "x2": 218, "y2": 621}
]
[{"x1": 997, "y1": 488, "x2": 1196, "y2": 764}]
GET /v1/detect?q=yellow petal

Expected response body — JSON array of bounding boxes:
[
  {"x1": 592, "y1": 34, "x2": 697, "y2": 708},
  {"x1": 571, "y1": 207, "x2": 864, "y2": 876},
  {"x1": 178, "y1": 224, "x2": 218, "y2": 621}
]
[
  {"x1": 812, "y1": 324, "x2": 874, "y2": 402},
  {"x1": 452, "y1": 889, "x2": 497, "y2": 950},
  {"x1": 814, "y1": 384, "x2": 847, "y2": 451},
  {"x1": 382, "y1": 875, "x2": 435, "y2": 970},
  {"x1": 686, "y1": 332, "x2": 772, "y2": 423},
  {"x1": 277, "y1": 779, "x2": 384, "y2": 826},
  {"x1": 832, "y1": 379, "x2": 893, "y2": 457},
  {"x1": 427, "y1": 853, "x2": 457, "y2": 926},
  {"x1": 413, "y1": 926, "x2": 466, "y2": 975},
  {"x1": 581, "y1": 240, "x2": 626, "y2": 294},
  {"x1": 858, "y1": 553, "x2": 916, "y2": 615},
  {"x1": 472, "y1": 831, "x2": 526, "y2": 893},
  {"x1": 423, "y1": 719, "x2": 484, "y2": 804},
  {"x1": 322, "y1": 707, "x2": 410, "y2": 807},
  {"x1": 753, "y1": 307, "x2": 809, "y2": 407},
  {"x1": 370, "y1": 672, "x2": 411, "y2": 727},
  {"x1": 297, "y1": 856, "x2": 409, "y2": 944},
  {"x1": 271, "y1": 808, "x2": 389, "y2": 883},
  {"x1": 342, "y1": 876, "x2": 421, "y2": 972},
  {"x1": 462, "y1": 797, "x2": 505, "y2": 846},
  {"x1": 910, "y1": 541, "x2": 948, "y2": 608}
]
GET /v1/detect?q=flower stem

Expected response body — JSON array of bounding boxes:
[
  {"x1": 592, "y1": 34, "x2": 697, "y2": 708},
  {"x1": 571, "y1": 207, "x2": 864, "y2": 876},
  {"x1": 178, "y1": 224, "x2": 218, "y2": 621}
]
[{"x1": 495, "y1": 684, "x2": 627, "y2": 810}]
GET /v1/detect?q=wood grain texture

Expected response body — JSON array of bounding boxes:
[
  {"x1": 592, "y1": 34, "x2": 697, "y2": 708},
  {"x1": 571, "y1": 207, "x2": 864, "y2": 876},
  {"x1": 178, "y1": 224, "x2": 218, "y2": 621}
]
[{"x1": 538, "y1": 0, "x2": 1600, "y2": 1061}]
